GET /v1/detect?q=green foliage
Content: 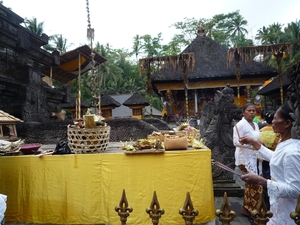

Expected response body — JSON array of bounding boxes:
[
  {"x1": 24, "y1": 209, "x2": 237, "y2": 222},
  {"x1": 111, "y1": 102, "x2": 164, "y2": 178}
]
[
  {"x1": 24, "y1": 12, "x2": 300, "y2": 106},
  {"x1": 144, "y1": 94, "x2": 163, "y2": 111},
  {"x1": 44, "y1": 34, "x2": 73, "y2": 53},
  {"x1": 23, "y1": 17, "x2": 44, "y2": 36},
  {"x1": 170, "y1": 17, "x2": 200, "y2": 43},
  {"x1": 255, "y1": 19, "x2": 300, "y2": 71}
]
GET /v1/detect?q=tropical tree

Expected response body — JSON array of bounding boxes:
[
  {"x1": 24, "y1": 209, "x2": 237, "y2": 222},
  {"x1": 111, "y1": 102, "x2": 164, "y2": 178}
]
[
  {"x1": 139, "y1": 33, "x2": 163, "y2": 57},
  {"x1": 43, "y1": 34, "x2": 72, "y2": 53},
  {"x1": 283, "y1": 20, "x2": 300, "y2": 66},
  {"x1": 23, "y1": 17, "x2": 44, "y2": 36},
  {"x1": 225, "y1": 13, "x2": 248, "y2": 37},
  {"x1": 210, "y1": 11, "x2": 248, "y2": 47},
  {"x1": 170, "y1": 17, "x2": 199, "y2": 44},
  {"x1": 285, "y1": 20, "x2": 300, "y2": 44},
  {"x1": 169, "y1": 11, "x2": 248, "y2": 48},
  {"x1": 268, "y1": 23, "x2": 285, "y2": 44},
  {"x1": 231, "y1": 33, "x2": 253, "y2": 47},
  {"x1": 255, "y1": 26, "x2": 270, "y2": 44},
  {"x1": 131, "y1": 34, "x2": 142, "y2": 59}
]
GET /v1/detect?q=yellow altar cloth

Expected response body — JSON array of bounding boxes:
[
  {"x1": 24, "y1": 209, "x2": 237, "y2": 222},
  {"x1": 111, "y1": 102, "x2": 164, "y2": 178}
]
[{"x1": 0, "y1": 149, "x2": 215, "y2": 224}]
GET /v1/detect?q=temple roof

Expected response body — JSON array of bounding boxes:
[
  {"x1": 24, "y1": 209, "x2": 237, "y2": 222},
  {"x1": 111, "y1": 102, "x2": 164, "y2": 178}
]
[
  {"x1": 42, "y1": 45, "x2": 106, "y2": 84},
  {"x1": 257, "y1": 73, "x2": 290, "y2": 96},
  {"x1": 0, "y1": 110, "x2": 23, "y2": 124},
  {"x1": 101, "y1": 94, "x2": 121, "y2": 107},
  {"x1": 151, "y1": 35, "x2": 278, "y2": 83},
  {"x1": 123, "y1": 93, "x2": 150, "y2": 106}
]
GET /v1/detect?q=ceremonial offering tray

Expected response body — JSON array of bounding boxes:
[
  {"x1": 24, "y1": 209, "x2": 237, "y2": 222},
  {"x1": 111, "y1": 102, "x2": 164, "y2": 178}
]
[
  {"x1": 147, "y1": 130, "x2": 175, "y2": 142},
  {"x1": 121, "y1": 138, "x2": 164, "y2": 154},
  {"x1": 124, "y1": 149, "x2": 165, "y2": 154},
  {"x1": 19, "y1": 143, "x2": 42, "y2": 155}
]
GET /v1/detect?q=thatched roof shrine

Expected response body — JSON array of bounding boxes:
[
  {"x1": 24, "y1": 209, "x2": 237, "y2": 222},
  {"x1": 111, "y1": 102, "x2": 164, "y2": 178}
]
[
  {"x1": 151, "y1": 35, "x2": 278, "y2": 84},
  {"x1": 258, "y1": 73, "x2": 290, "y2": 96},
  {"x1": 123, "y1": 93, "x2": 149, "y2": 106},
  {"x1": 42, "y1": 45, "x2": 106, "y2": 84},
  {"x1": 0, "y1": 110, "x2": 23, "y2": 124},
  {"x1": 101, "y1": 95, "x2": 121, "y2": 107}
]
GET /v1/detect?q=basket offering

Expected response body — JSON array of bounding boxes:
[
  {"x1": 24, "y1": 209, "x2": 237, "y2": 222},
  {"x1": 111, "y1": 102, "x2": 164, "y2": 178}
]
[
  {"x1": 147, "y1": 130, "x2": 175, "y2": 142},
  {"x1": 164, "y1": 133, "x2": 188, "y2": 150},
  {"x1": 177, "y1": 122, "x2": 200, "y2": 146},
  {"x1": 67, "y1": 114, "x2": 110, "y2": 154}
]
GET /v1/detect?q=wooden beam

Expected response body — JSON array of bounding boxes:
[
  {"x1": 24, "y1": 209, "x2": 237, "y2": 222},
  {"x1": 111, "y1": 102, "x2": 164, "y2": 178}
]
[{"x1": 153, "y1": 77, "x2": 267, "y2": 91}]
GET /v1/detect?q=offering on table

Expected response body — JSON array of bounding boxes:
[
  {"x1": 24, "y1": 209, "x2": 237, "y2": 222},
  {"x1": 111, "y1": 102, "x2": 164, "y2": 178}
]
[
  {"x1": 121, "y1": 139, "x2": 164, "y2": 151},
  {"x1": 134, "y1": 139, "x2": 156, "y2": 150},
  {"x1": 192, "y1": 139, "x2": 205, "y2": 149}
]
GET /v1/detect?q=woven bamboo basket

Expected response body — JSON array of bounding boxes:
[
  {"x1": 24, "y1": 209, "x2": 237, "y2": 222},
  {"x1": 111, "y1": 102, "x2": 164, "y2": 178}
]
[{"x1": 67, "y1": 126, "x2": 111, "y2": 154}]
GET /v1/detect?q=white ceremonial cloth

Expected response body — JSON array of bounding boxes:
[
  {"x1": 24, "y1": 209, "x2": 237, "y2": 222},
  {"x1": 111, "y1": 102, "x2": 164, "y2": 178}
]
[
  {"x1": 258, "y1": 139, "x2": 300, "y2": 225},
  {"x1": 233, "y1": 117, "x2": 260, "y2": 174},
  {"x1": 0, "y1": 194, "x2": 7, "y2": 223}
]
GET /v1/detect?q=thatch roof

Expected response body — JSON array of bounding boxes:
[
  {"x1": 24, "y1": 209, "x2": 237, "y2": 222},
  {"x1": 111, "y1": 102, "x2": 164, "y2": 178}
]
[
  {"x1": 123, "y1": 93, "x2": 149, "y2": 106},
  {"x1": 257, "y1": 73, "x2": 290, "y2": 96},
  {"x1": 42, "y1": 45, "x2": 106, "y2": 84},
  {"x1": 101, "y1": 94, "x2": 121, "y2": 107},
  {"x1": 61, "y1": 97, "x2": 91, "y2": 109},
  {"x1": 110, "y1": 94, "x2": 161, "y2": 117},
  {"x1": 0, "y1": 110, "x2": 23, "y2": 124},
  {"x1": 151, "y1": 35, "x2": 278, "y2": 83}
]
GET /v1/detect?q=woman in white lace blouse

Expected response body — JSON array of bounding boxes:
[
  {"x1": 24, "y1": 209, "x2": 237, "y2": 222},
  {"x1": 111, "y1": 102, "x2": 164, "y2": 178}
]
[
  {"x1": 239, "y1": 103, "x2": 300, "y2": 225},
  {"x1": 233, "y1": 103, "x2": 261, "y2": 216}
]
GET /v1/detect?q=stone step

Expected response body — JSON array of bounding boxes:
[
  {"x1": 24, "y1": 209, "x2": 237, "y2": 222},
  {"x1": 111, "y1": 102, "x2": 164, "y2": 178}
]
[{"x1": 213, "y1": 181, "x2": 244, "y2": 197}]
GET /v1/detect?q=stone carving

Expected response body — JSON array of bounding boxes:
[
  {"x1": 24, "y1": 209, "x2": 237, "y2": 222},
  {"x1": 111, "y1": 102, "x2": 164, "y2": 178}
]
[
  {"x1": 286, "y1": 61, "x2": 300, "y2": 139},
  {"x1": 200, "y1": 85, "x2": 242, "y2": 181},
  {"x1": 107, "y1": 118, "x2": 160, "y2": 142}
]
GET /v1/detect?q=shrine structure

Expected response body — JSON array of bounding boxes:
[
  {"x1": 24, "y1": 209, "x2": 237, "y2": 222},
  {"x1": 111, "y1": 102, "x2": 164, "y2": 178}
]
[
  {"x1": 150, "y1": 26, "x2": 278, "y2": 118},
  {"x1": 0, "y1": 4, "x2": 105, "y2": 143}
]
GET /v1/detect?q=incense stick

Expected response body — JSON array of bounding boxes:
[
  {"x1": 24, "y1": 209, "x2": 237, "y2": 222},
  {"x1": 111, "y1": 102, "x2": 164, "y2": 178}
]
[
  {"x1": 234, "y1": 120, "x2": 241, "y2": 139},
  {"x1": 212, "y1": 160, "x2": 244, "y2": 177}
]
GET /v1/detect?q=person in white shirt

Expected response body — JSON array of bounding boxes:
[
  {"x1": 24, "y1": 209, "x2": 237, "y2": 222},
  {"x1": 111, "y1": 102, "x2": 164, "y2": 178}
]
[
  {"x1": 239, "y1": 103, "x2": 300, "y2": 225},
  {"x1": 233, "y1": 103, "x2": 261, "y2": 216}
]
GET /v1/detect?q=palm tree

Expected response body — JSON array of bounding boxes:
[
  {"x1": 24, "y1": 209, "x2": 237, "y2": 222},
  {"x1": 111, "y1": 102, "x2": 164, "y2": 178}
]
[
  {"x1": 225, "y1": 12, "x2": 248, "y2": 47},
  {"x1": 255, "y1": 26, "x2": 270, "y2": 44},
  {"x1": 43, "y1": 34, "x2": 72, "y2": 53},
  {"x1": 226, "y1": 14, "x2": 248, "y2": 37},
  {"x1": 285, "y1": 20, "x2": 300, "y2": 42},
  {"x1": 284, "y1": 20, "x2": 300, "y2": 66},
  {"x1": 131, "y1": 34, "x2": 142, "y2": 59},
  {"x1": 23, "y1": 17, "x2": 44, "y2": 36},
  {"x1": 268, "y1": 23, "x2": 284, "y2": 44},
  {"x1": 51, "y1": 34, "x2": 71, "y2": 53}
]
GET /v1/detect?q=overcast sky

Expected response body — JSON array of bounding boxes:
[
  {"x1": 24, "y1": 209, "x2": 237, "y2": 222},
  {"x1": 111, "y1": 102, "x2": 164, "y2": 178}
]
[{"x1": 4, "y1": 0, "x2": 300, "y2": 51}]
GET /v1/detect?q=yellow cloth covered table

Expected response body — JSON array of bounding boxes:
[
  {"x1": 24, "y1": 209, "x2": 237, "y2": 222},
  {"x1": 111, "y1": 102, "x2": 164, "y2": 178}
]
[{"x1": 0, "y1": 149, "x2": 215, "y2": 224}]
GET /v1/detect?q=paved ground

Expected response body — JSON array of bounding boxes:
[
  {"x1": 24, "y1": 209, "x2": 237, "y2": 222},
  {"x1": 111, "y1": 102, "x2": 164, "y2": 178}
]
[{"x1": 214, "y1": 196, "x2": 255, "y2": 225}]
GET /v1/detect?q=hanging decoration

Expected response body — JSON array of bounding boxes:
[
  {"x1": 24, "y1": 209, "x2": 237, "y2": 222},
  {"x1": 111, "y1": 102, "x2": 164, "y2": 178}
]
[
  {"x1": 227, "y1": 43, "x2": 291, "y2": 105},
  {"x1": 139, "y1": 53, "x2": 195, "y2": 118},
  {"x1": 86, "y1": 0, "x2": 100, "y2": 113}
]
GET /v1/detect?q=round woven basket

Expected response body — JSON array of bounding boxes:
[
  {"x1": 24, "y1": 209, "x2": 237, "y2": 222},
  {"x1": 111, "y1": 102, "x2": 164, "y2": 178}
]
[{"x1": 67, "y1": 126, "x2": 111, "y2": 154}]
